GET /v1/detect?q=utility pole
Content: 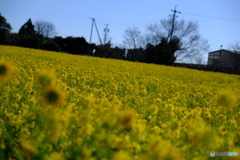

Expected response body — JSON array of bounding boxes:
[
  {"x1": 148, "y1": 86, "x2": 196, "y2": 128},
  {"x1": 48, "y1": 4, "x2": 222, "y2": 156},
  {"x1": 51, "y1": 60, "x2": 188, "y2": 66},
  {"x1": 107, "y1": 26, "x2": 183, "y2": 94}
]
[
  {"x1": 103, "y1": 24, "x2": 109, "y2": 45},
  {"x1": 89, "y1": 18, "x2": 103, "y2": 54},
  {"x1": 168, "y1": 5, "x2": 181, "y2": 41},
  {"x1": 89, "y1": 18, "x2": 94, "y2": 47}
]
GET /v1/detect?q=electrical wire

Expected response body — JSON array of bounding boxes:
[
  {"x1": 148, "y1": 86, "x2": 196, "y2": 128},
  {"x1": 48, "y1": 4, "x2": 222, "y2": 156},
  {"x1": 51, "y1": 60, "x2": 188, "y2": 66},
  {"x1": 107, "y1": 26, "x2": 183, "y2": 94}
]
[
  {"x1": 95, "y1": 18, "x2": 157, "y2": 26},
  {"x1": 89, "y1": 8, "x2": 240, "y2": 28},
  {"x1": 94, "y1": 11, "x2": 240, "y2": 28},
  {"x1": 95, "y1": 19, "x2": 129, "y2": 26},
  {"x1": 181, "y1": 12, "x2": 240, "y2": 22}
]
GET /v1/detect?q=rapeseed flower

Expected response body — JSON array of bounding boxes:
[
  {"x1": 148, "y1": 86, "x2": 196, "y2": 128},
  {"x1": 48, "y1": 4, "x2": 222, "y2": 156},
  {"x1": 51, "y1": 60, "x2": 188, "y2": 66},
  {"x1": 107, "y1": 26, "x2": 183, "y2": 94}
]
[
  {"x1": 42, "y1": 86, "x2": 65, "y2": 107},
  {"x1": 153, "y1": 98, "x2": 162, "y2": 104},
  {"x1": 44, "y1": 152, "x2": 65, "y2": 160},
  {"x1": 148, "y1": 105, "x2": 158, "y2": 114},
  {"x1": 2, "y1": 45, "x2": 240, "y2": 159},
  {"x1": 20, "y1": 140, "x2": 37, "y2": 159},
  {"x1": 113, "y1": 151, "x2": 131, "y2": 160},
  {"x1": 79, "y1": 148, "x2": 92, "y2": 160},
  {"x1": 81, "y1": 123, "x2": 95, "y2": 136},
  {"x1": 118, "y1": 109, "x2": 136, "y2": 129},
  {"x1": 0, "y1": 60, "x2": 14, "y2": 83},
  {"x1": 217, "y1": 90, "x2": 237, "y2": 108},
  {"x1": 37, "y1": 69, "x2": 56, "y2": 88}
]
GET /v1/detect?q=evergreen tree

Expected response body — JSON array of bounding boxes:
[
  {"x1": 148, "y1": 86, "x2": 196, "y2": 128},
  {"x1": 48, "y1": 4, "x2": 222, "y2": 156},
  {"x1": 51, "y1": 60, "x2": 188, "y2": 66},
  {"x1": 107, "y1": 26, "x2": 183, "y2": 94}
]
[
  {"x1": 18, "y1": 19, "x2": 35, "y2": 35},
  {"x1": 156, "y1": 37, "x2": 180, "y2": 65},
  {"x1": 144, "y1": 36, "x2": 180, "y2": 65},
  {"x1": 0, "y1": 13, "x2": 12, "y2": 44}
]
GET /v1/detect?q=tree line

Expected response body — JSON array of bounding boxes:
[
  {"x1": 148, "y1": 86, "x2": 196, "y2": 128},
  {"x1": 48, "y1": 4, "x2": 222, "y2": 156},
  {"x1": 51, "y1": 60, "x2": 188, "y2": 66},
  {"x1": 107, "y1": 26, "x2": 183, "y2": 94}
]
[{"x1": 0, "y1": 13, "x2": 209, "y2": 65}]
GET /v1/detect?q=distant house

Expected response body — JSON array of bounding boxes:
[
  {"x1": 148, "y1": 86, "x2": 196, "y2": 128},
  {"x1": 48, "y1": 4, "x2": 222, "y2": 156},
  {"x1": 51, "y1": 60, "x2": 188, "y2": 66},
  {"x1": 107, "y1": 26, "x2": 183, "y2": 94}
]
[{"x1": 207, "y1": 49, "x2": 240, "y2": 69}]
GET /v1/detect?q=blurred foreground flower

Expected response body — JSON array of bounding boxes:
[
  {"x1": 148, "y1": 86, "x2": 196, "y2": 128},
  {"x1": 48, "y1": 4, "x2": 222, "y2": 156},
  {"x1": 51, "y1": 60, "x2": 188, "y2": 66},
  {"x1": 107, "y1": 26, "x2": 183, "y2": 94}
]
[
  {"x1": 118, "y1": 109, "x2": 136, "y2": 129},
  {"x1": 217, "y1": 90, "x2": 237, "y2": 108},
  {"x1": 42, "y1": 86, "x2": 65, "y2": 107},
  {"x1": 37, "y1": 69, "x2": 56, "y2": 88},
  {"x1": 44, "y1": 152, "x2": 65, "y2": 160},
  {"x1": 0, "y1": 60, "x2": 14, "y2": 84}
]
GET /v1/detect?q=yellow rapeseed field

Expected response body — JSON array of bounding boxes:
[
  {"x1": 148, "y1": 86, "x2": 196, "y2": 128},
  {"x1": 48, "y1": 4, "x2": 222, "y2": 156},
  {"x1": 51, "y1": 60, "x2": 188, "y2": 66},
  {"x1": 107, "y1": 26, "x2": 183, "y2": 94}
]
[{"x1": 0, "y1": 45, "x2": 240, "y2": 160}]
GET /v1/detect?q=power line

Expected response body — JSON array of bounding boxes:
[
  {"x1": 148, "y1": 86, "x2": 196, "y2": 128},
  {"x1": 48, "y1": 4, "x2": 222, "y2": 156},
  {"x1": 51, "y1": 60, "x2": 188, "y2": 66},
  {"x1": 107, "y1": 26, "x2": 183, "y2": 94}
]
[
  {"x1": 94, "y1": 10, "x2": 240, "y2": 29},
  {"x1": 181, "y1": 12, "x2": 240, "y2": 22},
  {"x1": 95, "y1": 18, "x2": 154, "y2": 26},
  {"x1": 178, "y1": 5, "x2": 239, "y2": 13},
  {"x1": 95, "y1": 19, "x2": 127, "y2": 26}
]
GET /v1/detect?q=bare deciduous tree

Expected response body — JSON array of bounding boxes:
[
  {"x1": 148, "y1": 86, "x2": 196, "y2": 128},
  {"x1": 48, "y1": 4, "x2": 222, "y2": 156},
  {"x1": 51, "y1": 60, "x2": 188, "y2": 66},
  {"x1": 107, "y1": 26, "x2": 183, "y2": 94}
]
[
  {"x1": 194, "y1": 55, "x2": 205, "y2": 64},
  {"x1": 35, "y1": 20, "x2": 57, "y2": 38},
  {"x1": 145, "y1": 18, "x2": 209, "y2": 63},
  {"x1": 228, "y1": 41, "x2": 240, "y2": 73},
  {"x1": 229, "y1": 41, "x2": 240, "y2": 52},
  {"x1": 123, "y1": 27, "x2": 142, "y2": 49}
]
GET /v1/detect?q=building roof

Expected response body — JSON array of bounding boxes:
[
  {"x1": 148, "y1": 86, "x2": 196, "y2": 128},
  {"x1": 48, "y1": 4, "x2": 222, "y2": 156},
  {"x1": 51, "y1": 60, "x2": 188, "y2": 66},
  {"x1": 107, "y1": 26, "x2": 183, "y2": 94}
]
[{"x1": 209, "y1": 49, "x2": 240, "y2": 54}]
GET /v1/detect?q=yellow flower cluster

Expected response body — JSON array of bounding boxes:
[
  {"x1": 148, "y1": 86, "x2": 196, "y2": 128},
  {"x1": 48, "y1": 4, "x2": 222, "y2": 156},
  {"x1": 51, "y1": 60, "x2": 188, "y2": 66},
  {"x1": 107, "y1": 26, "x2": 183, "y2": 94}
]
[{"x1": 0, "y1": 45, "x2": 240, "y2": 159}]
